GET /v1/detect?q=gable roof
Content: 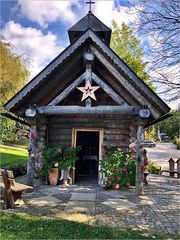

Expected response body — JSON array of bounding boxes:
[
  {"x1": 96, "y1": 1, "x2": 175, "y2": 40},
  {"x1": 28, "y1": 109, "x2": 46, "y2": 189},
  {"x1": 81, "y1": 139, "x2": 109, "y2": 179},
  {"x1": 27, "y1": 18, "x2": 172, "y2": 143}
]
[{"x1": 4, "y1": 29, "x2": 170, "y2": 121}]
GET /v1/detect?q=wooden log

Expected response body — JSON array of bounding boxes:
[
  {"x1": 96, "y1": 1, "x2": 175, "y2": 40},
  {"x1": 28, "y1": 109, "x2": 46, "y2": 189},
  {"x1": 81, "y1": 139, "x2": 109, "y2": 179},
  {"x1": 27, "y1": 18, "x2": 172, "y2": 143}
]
[
  {"x1": 92, "y1": 72, "x2": 127, "y2": 106},
  {"x1": 27, "y1": 125, "x2": 37, "y2": 186},
  {"x1": 48, "y1": 73, "x2": 86, "y2": 106},
  {"x1": 2, "y1": 170, "x2": 15, "y2": 209},
  {"x1": 136, "y1": 125, "x2": 144, "y2": 196},
  {"x1": 90, "y1": 45, "x2": 160, "y2": 119},
  {"x1": 37, "y1": 106, "x2": 141, "y2": 115}
]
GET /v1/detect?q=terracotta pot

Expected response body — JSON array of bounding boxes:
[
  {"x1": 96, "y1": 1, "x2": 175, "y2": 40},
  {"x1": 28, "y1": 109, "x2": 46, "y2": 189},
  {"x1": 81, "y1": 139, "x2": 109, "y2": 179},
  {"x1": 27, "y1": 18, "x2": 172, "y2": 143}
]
[{"x1": 48, "y1": 167, "x2": 59, "y2": 186}]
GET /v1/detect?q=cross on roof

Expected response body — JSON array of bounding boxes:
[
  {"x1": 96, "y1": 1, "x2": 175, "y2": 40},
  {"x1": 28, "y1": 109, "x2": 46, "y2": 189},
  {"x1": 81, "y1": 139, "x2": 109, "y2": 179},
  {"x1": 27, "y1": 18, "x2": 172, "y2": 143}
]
[{"x1": 86, "y1": 0, "x2": 95, "y2": 13}]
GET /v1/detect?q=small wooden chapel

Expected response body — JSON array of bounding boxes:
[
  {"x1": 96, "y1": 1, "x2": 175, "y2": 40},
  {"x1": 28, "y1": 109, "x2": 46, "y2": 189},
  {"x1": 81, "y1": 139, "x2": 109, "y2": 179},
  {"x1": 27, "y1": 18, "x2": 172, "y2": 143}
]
[{"x1": 4, "y1": 7, "x2": 170, "y2": 192}]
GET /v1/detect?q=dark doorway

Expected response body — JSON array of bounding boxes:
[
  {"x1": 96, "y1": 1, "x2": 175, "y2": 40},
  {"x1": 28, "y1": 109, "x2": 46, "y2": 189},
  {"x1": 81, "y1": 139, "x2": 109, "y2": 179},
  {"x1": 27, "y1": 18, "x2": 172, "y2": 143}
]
[{"x1": 75, "y1": 131, "x2": 99, "y2": 183}]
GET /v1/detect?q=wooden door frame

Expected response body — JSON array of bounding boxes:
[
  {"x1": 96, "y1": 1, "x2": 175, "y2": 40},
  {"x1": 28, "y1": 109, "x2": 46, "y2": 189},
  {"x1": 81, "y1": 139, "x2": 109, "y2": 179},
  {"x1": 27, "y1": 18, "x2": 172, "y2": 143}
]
[{"x1": 71, "y1": 127, "x2": 104, "y2": 185}]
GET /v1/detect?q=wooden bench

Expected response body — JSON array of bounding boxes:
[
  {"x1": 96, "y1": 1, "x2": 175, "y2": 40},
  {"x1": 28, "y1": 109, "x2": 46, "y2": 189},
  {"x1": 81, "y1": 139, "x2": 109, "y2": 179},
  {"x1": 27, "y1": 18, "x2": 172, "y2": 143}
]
[
  {"x1": 161, "y1": 158, "x2": 180, "y2": 178},
  {"x1": 0, "y1": 169, "x2": 33, "y2": 208}
]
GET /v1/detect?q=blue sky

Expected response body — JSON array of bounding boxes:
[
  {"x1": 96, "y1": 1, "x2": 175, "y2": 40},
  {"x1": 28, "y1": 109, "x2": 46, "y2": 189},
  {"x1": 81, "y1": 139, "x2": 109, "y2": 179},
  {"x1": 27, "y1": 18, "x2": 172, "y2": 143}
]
[{"x1": 1, "y1": 0, "x2": 140, "y2": 77}]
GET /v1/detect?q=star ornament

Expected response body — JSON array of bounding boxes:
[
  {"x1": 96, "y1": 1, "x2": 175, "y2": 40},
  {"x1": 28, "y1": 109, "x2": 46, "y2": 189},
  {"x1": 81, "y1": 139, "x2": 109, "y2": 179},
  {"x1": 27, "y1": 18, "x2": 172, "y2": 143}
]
[{"x1": 77, "y1": 80, "x2": 100, "y2": 101}]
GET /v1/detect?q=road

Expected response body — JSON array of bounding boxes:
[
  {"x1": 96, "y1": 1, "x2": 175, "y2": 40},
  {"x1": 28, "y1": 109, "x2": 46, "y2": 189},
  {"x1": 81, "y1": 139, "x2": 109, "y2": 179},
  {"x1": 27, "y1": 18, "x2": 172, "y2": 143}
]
[{"x1": 146, "y1": 143, "x2": 180, "y2": 170}]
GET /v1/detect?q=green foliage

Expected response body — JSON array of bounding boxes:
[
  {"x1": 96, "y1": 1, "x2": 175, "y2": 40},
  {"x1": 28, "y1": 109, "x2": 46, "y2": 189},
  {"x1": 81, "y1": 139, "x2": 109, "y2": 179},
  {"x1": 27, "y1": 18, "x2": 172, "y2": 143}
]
[
  {"x1": 145, "y1": 110, "x2": 180, "y2": 141},
  {"x1": 0, "y1": 146, "x2": 28, "y2": 168},
  {"x1": 145, "y1": 126, "x2": 158, "y2": 141},
  {"x1": 1, "y1": 212, "x2": 178, "y2": 240},
  {"x1": 0, "y1": 40, "x2": 29, "y2": 105},
  {"x1": 100, "y1": 147, "x2": 136, "y2": 189},
  {"x1": 174, "y1": 138, "x2": 180, "y2": 150},
  {"x1": 110, "y1": 21, "x2": 156, "y2": 90},
  {"x1": 0, "y1": 40, "x2": 30, "y2": 144},
  {"x1": 59, "y1": 145, "x2": 81, "y2": 171},
  {"x1": 156, "y1": 111, "x2": 180, "y2": 139},
  {"x1": 147, "y1": 162, "x2": 161, "y2": 175},
  {"x1": 0, "y1": 118, "x2": 17, "y2": 144},
  {"x1": 41, "y1": 145, "x2": 80, "y2": 177}
]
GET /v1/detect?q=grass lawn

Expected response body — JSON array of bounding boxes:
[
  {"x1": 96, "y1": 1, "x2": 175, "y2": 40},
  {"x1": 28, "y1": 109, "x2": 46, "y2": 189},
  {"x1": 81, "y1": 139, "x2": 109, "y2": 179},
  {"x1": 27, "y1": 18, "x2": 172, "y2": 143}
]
[
  {"x1": 0, "y1": 146, "x2": 28, "y2": 168},
  {"x1": 0, "y1": 212, "x2": 178, "y2": 240}
]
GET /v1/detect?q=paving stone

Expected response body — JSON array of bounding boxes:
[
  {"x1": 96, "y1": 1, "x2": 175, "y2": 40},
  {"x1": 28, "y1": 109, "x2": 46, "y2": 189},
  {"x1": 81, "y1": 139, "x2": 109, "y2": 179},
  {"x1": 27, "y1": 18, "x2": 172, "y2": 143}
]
[
  {"x1": 39, "y1": 186, "x2": 68, "y2": 195},
  {"x1": 102, "y1": 198, "x2": 138, "y2": 210},
  {"x1": 27, "y1": 196, "x2": 62, "y2": 207},
  {"x1": 65, "y1": 201, "x2": 95, "y2": 213},
  {"x1": 70, "y1": 193, "x2": 96, "y2": 201}
]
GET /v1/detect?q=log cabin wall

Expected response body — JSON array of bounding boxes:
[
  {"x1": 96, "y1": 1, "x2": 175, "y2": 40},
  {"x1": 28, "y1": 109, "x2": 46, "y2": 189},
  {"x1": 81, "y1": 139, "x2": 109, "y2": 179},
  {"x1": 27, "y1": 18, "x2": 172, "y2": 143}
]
[{"x1": 47, "y1": 114, "x2": 139, "y2": 151}]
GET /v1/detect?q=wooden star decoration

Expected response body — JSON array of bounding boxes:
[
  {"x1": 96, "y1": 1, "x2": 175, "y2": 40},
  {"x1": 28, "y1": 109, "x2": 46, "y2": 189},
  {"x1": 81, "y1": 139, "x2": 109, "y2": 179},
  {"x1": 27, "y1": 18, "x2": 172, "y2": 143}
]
[{"x1": 77, "y1": 80, "x2": 100, "y2": 101}]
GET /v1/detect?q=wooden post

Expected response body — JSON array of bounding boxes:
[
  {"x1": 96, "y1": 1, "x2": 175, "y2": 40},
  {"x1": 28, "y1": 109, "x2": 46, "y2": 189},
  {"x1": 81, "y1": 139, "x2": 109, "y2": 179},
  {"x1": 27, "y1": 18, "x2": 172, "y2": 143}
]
[
  {"x1": 136, "y1": 125, "x2": 144, "y2": 196},
  {"x1": 27, "y1": 125, "x2": 37, "y2": 186},
  {"x1": 168, "y1": 158, "x2": 175, "y2": 177},
  {"x1": 2, "y1": 170, "x2": 15, "y2": 209},
  {"x1": 176, "y1": 158, "x2": 180, "y2": 178}
]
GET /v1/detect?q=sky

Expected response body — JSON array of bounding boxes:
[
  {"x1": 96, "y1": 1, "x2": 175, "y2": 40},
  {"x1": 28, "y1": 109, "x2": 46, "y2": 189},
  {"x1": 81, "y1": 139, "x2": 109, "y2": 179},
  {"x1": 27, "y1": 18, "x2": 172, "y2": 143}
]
[
  {"x1": 0, "y1": 0, "x2": 177, "y2": 109},
  {"x1": 1, "y1": 0, "x2": 141, "y2": 76}
]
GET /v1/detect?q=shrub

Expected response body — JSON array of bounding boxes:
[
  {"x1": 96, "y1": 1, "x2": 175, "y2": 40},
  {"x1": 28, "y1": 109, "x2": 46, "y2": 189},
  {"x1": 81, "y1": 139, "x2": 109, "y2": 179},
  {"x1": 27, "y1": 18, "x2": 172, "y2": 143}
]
[
  {"x1": 174, "y1": 138, "x2": 180, "y2": 150},
  {"x1": 147, "y1": 161, "x2": 161, "y2": 174},
  {"x1": 100, "y1": 147, "x2": 136, "y2": 189}
]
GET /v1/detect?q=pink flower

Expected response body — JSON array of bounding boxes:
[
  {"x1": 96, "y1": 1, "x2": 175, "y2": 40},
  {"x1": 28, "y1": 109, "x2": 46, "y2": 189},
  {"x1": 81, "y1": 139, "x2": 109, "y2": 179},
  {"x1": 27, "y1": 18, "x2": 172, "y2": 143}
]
[
  {"x1": 110, "y1": 176, "x2": 115, "y2": 181},
  {"x1": 140, "y1": 165, "x2": 145, "y2": 171},
  {"x1": 131, "y1": 147, "x2": 136, "y2": 153},
  {"x1": 108, "y1": 180, "x2": 112, "y2": 185},
  {"x1": 31, "y1": 133, "x2": 36, "y2": 139},
  {"x1": 111, "y1": 166, "x2": 115, "y2": 171},
  {"x1": 121, "y1": 167, "x2": 128, "y2": 173},
  {"x1": 117, "y1": 176, "x2": 122, "y2": 181}
]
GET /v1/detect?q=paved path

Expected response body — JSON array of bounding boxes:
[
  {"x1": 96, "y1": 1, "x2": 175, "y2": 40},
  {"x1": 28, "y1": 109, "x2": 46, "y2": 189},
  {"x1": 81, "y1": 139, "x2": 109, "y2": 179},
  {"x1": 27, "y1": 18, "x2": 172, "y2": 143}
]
[
  {"x1": 146, "y1": 143, "x2": 180, "y2": 169},
  {"x1": 7, "y1": 174, "x2": 179, "y2": 235}
]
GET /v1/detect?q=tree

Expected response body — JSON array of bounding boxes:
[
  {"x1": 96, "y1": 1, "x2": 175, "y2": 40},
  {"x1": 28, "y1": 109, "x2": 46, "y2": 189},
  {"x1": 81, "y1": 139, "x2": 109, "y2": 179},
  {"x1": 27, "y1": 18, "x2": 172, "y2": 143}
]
[
  {"x1": 0, "y1": 40, "x2": 30, "y2": 105},
  {"x1": 128, "y1": 0, "x2": 180, "y2": 102},
  {"x1": 110, "y1": 21, "x2": 155, "y2": 90},
  {"x1": 0, "y1": 39, "x2": 30, "y2": 143}
]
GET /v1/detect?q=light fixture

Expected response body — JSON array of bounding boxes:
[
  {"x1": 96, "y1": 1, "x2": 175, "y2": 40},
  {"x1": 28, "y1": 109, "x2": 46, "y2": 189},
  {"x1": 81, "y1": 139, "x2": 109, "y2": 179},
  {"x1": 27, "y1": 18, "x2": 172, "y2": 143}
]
[
  {"x1": 139, "y1": 106, "x2": 150, "y2": 118},
  {"x1": 25, "y1": 105, "x2": 37, "y2": 117}
]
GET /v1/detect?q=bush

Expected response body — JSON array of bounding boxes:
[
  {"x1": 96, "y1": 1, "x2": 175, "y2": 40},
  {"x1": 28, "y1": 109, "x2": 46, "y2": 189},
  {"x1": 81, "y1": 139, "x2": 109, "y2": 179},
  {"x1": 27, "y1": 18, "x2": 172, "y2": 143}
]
[
  {"x1": 174, "y1": 138, "x2": 180, "y2": 150},
  {"x1": 100, "y1": 147, "x2": 136, "y2": 189},
  {"x1": 147, "y1": 161, "x2": 161, "y2": 174}
]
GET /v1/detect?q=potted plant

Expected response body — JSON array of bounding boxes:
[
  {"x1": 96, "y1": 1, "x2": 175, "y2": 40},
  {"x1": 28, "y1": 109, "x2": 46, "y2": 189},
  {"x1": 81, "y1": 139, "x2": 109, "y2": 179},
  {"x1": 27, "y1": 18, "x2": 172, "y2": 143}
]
[
  {"x1": 59, "y1": 145, "x2": 81, "y2": 185},
  {"x1": 41, "y1": 145, "x2": 63, "y2": 186}
]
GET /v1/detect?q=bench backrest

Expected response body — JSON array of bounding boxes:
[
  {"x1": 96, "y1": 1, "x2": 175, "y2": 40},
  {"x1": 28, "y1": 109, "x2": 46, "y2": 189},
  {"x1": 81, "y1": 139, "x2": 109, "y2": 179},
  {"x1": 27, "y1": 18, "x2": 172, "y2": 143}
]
[{"x1": 0, "y1": 169, "x2": 15, "y2": 186}]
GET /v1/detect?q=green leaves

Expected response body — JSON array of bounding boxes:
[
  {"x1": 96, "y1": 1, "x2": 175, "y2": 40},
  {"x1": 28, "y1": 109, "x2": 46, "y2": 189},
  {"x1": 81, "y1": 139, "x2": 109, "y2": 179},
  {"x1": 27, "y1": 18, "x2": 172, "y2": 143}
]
[
  {"x1": 110, "y1": 21, "x2": 156, "y2": 91},
  {"x1": 41, "y1": 145, "x2": 81, "y2": 177},
  {"x1": 0, "y1": 40, "x2": 30, "y2": 106},
  {"x1": 100, "y1": 147, "x2": 136, "y2": 189}
]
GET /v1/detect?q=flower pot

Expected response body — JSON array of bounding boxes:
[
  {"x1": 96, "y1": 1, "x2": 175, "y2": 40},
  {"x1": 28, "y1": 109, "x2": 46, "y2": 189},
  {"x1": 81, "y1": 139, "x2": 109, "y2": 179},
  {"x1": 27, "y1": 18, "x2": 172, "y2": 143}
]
[{"x1": 48, "y1": 167, "x2": 59, "y2": 186}]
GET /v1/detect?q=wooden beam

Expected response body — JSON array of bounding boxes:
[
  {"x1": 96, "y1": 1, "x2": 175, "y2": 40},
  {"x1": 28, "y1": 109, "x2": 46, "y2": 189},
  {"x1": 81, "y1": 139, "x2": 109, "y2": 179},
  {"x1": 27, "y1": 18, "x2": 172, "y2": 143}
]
[
  {"x1": 90, "y1": 45, "x2": 160, "y2": 119},
  {"x1": 48, "y1": 73, "x2": 86, "y2": 106},
  {"x1": 88, "y1": 32, "x2": 170, "y2": 114},
  {"x1": 92, "y1": 72, "x2": 128, "y2": 106},
  {"x1": 37, "y1": 106, "x2": 141, "y2": 115}
]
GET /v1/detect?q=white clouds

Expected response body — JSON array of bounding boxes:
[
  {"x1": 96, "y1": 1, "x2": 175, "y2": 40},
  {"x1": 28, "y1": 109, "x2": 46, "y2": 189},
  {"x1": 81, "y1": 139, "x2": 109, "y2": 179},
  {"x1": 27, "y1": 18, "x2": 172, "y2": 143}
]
[
  {"x1": 94, "y1": 1, "x2": 139, "y2": 28},
  {"x1": 1, "y1": 21, "x2": 64, "y2": 78},
  {"x1": 15, "y1": 0, "x2": 138, "y2": 29},
  {"x1": 16, "y1": 0, "x2": 82, "y2": 28}
]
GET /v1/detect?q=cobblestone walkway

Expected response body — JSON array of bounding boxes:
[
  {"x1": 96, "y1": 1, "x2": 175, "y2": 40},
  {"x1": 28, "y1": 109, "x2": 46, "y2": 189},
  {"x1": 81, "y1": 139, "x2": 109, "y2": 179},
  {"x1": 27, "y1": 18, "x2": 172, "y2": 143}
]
[{"x1": 5, "y1": 174, "x2": 180, "y2": 235}]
